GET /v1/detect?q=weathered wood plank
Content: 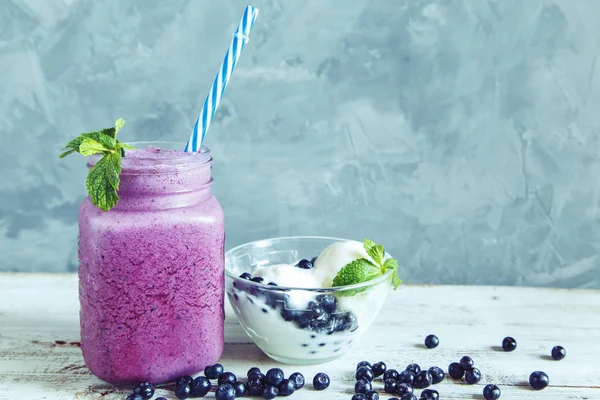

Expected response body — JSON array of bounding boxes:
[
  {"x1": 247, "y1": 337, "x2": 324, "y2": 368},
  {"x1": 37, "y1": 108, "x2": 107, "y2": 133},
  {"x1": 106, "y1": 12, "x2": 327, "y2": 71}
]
[{"x1": 1, "y1": 274, "x2": 598, "y2": 400}]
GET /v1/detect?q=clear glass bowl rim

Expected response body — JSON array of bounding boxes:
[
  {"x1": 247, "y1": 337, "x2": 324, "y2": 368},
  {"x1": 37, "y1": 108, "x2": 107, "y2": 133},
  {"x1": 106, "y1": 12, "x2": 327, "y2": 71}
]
[{"x1": 225, "y1": 235, "x2": 393, "y2": 292}]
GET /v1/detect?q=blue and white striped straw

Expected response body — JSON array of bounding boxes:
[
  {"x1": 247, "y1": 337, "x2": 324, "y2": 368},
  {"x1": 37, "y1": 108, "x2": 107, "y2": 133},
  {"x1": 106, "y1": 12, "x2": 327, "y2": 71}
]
[{"x1": 185, "y1": 5, "x2": 259, "y2": 153}]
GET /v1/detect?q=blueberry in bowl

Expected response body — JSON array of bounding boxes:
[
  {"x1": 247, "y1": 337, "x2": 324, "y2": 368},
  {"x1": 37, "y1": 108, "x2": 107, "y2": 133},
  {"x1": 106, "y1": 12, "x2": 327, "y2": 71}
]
[{"x1": 225, "y1": 236, "x2": 401, "y2": 364}]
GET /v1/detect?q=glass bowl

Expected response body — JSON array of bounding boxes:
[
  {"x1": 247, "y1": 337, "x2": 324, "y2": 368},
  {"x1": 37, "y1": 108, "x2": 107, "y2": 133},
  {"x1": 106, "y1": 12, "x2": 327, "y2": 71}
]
[{"x1": 225, "y1": 236, "x2": 392, "y2": 364}]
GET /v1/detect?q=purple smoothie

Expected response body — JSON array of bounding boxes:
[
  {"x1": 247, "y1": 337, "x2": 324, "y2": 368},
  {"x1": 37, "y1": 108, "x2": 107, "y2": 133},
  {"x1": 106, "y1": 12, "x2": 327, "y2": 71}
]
[{"x1": 78, "y1": 145, "x2": 225, "y2": 384}]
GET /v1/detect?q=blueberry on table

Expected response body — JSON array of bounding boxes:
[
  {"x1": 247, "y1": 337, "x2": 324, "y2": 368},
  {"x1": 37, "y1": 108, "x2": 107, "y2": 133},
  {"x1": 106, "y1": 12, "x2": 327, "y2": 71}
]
[
  {"x1": 297, "y1": 259, "x2": 313, "y2": 269},
  {"x1": 289, "y1": 372, "x2": 305, "y2": 389},
  {"x1": 356, "y1": 366, "x2": 374, "y2": 382},
  {"x1": 355, "y1": 379, "x2": 372, "y2": 393},
  {"x1": 502, "y1": 336, "x2": 517, "y2": 352},
  {"x1": 405, "y1": 363, "x2": 421, "y2": 374},
  {"x1": 400, "y1": 394, "x2": 417, "y2": 400},
  {"x1": 176, "y1": 376, "x2": 194, "y2": 387},
  {"x1": 215, "y1": 383, "x2": 236, "y2": 400},
  {"x1": 204, "y1": 363, "x2": 224, "y2": 379},
  {"x1": 247, "y1": 377, "x2": 265, "y2": 396},
  {"x1": 384, "y1": 378, "x2": 398, "y2": 393},
  {"x1": 155, "y1": 397, "x2": 168, "y2": 400},
  {"x1": 459, "y1": 356, "x2": 474, "y2": 371},
  {"x1": 191, "y1": 376, "x2": 211, "y2": 397},
  {"x1": 133, "y1": 382, "x2": 154, "y2": 399},
  {"x1": 249, "y1": 372, "x2": 266, "y2": 383},
  {"x1": 218, "y1": 372, "x2": 237, "y2": 385},
  {"x1": 424, "y1": 334, "x2": 439, "y2": 349},
  {"x1": 175, "y1": 383, "x2": 192, "y2": 400},
  {"x1": 420, "y1": 389, "x2": 439, "y2": 400},
  {"x1": 448, "y1": 362, "x2": 464, "y2": 379},
  {"x1": 357, "y1": 361, "x2": 372, "y2": 370},
  {"x1": 372, "y1": 361, "x2": 387, "y2": 377},
  {"x1": 234, "y1": 382, "x2": 247, "y2": 397},
  {"x1": 428, "y1": 366, "x2": 444, "y2": 384},
  {"x1": 365, "y1": 390, "x2": 379, "y2": 400},
  {"x1": 551, "y1": 345, "x2": 566, "y2": 360},
  {"x1": 352, "y1": 394, "x2": 367, "y2": 400},
  {"x1": 313, "y1": 372, "x2": 330, "y2": 390},
  {"x1": 529, "y1": 371, "x2": 549, "y2": 390},
  {"x1": 278, "y1": 379, "x2": 296, "y2": 396},
  {"x1": 262, "y1": 385, "x2": 279, "y2": 399},
  {"x1": 383, "y1": 369, "x2": 400, "y2": 381},
  {"x1": 266, "y1": 368, "x2": 285, "y2": 386},
  {"x1": 483, "y1": 384, "x2": 501, "y2": 400},
  {"x1": 413, "y1": 371, "x2": 432, "y2": 389},
  {"x1": 126, "y1": 395, "x2": 143, "y2": 400},
  {"x1": 397, "y1": 370, "x2": 415, "y2": 385},
  {"x1": 396, "y1": 383, "x2": 413, "y2": 396},
  {"x1": 239, "y1": 272, "x2": 252, "y2": 280},
  {"x1": 464, "y1": 368, "x2": 481, "y2": 384},
  {"x1": 248, "y1": 367, "x2": 261, "y2": 377}
]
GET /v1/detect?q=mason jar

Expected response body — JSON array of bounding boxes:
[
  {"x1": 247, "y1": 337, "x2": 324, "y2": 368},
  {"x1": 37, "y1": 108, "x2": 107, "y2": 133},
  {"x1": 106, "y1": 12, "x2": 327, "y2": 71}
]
[{"x1": 77, "y1": 142, "x2": 225, "y2": 384}]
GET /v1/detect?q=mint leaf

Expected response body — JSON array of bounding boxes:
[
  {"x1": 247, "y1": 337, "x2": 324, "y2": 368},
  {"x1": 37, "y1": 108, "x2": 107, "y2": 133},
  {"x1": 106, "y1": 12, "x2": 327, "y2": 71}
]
[
  {"x1": 114, "y1": 118, "x2": 125, "y2": 134},
  {"x1": 332, "y1": 258, "x2": 381, "y2": 287},
  {"x1": 100, "y1": 127, "x2": 117, "y2": 139},
  {"x1": 384, "y1": 258, "x2": 402, "y2": 290},
  {"x1": 86, "y1": 152, "x2": 121, "y2": 211},
  {"x1": 59, "y1": 149, "x2": 77, "y2": 158},
  {"x1": 363, "y1": 239, "x2": 376, "y2": 253},
  {"x1": 117, "y1": 142, "x2": 135, "y2": 150},
  {"x1": 79, "y1": 138, "x2": 111, "y2": 156},
  {"x1": 61, "y1": 132, "x2": 116, "y2": 155},
  {"x1": 367, "y1": 243, "x2": 384, "y2": 265}
]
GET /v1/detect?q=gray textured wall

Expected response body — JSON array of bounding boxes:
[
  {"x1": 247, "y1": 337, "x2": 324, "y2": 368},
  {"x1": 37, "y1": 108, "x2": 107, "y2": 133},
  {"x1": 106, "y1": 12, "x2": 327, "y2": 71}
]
[{"x1": 1, "y1": 0, "x2": 599, "y2": 288}]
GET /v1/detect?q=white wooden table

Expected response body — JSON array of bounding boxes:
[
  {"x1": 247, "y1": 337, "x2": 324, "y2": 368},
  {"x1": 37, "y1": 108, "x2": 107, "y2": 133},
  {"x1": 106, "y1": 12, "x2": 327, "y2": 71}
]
[{"x1": 1, "y1": 273, "x2": 598, "y2": 400}]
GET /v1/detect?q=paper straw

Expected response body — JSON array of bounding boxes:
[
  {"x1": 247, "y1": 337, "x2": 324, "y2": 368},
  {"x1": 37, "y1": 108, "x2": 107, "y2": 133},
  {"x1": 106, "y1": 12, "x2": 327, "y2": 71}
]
[{"x1": 185, "y1": 5, "x2": 259, "y2": 152}]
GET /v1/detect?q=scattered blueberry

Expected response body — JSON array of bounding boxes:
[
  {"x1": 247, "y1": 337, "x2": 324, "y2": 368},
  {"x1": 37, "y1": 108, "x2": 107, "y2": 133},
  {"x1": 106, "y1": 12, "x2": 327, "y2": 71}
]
[
  {"x1": 355, "y1": 379, "x2": 372, "y2": 394},
  {"x1": 384, "y1": 379, "x2": 398, "y2": 394},
  {"x1": 383, "y1": 369, "x2": 400, "y2": 381},
  {"x1": 278, "y1": 379, "x2": 295, "y2": 396},
  {"x1": 352, "y1": 394, "x2": 367, "y2": 400},
  {"x1": 424, "y1": 334, "x2": 439, "y2": 349},
  {"x1": 265, "y1": 368, "x2": 284, "y2": 387},
  {"x1": 204, "y1": 364, "x2": 224, "y2": 379},
  {"x1": 397, "y1": 370, "x2": 415, "y2": 386},
  {"x1": 365, "y1": 390, "x2": 379, "y2": 400},
  {"x1": 155, "y1": 398, "x2": 167, "y2": 400},
  {"x1": 218, "y1": 372, "x2": 237, "y2": 385},
  {"x1": 215, "y1": 383, "x2": 236, "y2": 400},
  {"x1": 133, "y1": 382, "x2": 154, "y2": 399},
  {"x1": 420, "y1": 389, "x2": 439, "y2": 400},
  {"x1": 176, "y1": 376, "x2": 194, "y2": 387},
  {"x1": 551, "y1": 346, "x2": 566, "y2": 360},
  {"x1": 247, "y1": 377, "x2": 265, "y2": 396},
  {"x1": 464, "y1": 368, "x2": 481, "y2": 384},
  {"x1": 249, "y1": 372, "x2": 266, "y2": 384},
  {"x1": 372, "y1": 361, "x2": 387, "y2": 377},
  {"x1": 316, "y1": 294, "x2": 337, "y2": 313},
  {"x1": 289, "y1": 372, "x2": 305, "y2": 389},
  {"x1": 529, "y1": 371, "x2": 549, "y2": 390},
  {"x1": 126, "y1": 395, "x2": 143, "y2": 400},
  {"x1": 297, "y1": 259, "x2": 313, "y2": 269},
  {"x1": 248, "y1": 367, "x2": 261, "y2": 377},
  {"x1": 239, "y1": 272, "x2": 252, "y2": 280},
  {"x1": 175, "y1": 383, "x2": 192, "y2": 400},
  {"x1": 400, "y1": 394, "x2": 417, "y2": 400},
  {"x1": 459, "y1": 356, "x2": 474, "y2": 371},
  {"x1": 502, "y1": 337, "x2": 517, "y2": 352},
  {"x1": 448, "y1": 362, "x2": 464, "y2": 379},
  {"x1": 251, "y1": 276, "x2": 265, "y2": 283},
  {"x1": 313, "y1": 373, "x2": 330, "y2": 390},
  {"x1": 396, "y1": 383, "x2": 413, "y2": 396},
  {"x1": 413, "y1": 371, "x2": 433, "y2": 389},
  {"x1": 191, "y1": 376, "x2": 211, "y2": 397},
  {"x1": 268, "y1": 282, "x2": 278, "y2": 286},
  {"x1": 356, "y1": 366, "x2": 374, "y2": 382},
  {"x1": 357, "y1": 361, "x2": 372, "y2": 370},
  {"x1": 427, "y1": 366, "x2": 444, "y2": 384},
  {"x1": 262, "y1": 386, "x2": 279, "y2": 400},
  {"x1": 406, "y1": 364, "x2": 421, "y2": 374},
  {"x1": 234, "y1": 382, "x2": 247, "y2": 397},
  {"x1": 483, "y1": 384, "x2": 501, "y2": 399}
]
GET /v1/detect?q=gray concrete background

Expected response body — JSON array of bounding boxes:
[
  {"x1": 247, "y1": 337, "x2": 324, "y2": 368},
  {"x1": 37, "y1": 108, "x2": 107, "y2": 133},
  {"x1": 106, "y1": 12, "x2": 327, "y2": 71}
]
[{"x1": 1, "y1": 0, "x2": 599, "y2": 288}]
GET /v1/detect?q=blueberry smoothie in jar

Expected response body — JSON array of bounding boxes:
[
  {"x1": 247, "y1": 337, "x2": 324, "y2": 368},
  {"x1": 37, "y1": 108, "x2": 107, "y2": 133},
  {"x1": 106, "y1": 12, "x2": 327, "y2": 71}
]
[{"x1": 77, "y1": 143, "x2": 225, "y2": 384}]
